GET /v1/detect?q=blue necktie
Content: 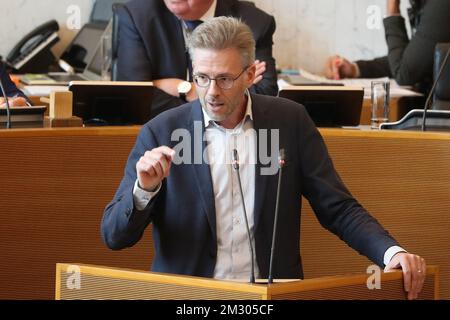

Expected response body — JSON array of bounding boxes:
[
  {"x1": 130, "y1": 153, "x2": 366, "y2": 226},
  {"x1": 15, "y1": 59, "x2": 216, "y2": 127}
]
[
  {"x1": 185, "y1": 20, "x2": 203, "y2": 32},
  {"x1": 184, "y1": 20, "x2": 203, "y2": 81}
]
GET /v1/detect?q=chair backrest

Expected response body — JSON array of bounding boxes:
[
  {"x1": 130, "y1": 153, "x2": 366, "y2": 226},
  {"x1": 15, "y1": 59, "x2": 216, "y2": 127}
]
[
  {"x1": 90, "y1": 0, "x2": 128, "y2": 24},
  {"x1": 111, "y1": 3, "x2": 126, "y2": 81},
  {"x1": 432, "y1": 43, "x2": 450, "y2": 110}
]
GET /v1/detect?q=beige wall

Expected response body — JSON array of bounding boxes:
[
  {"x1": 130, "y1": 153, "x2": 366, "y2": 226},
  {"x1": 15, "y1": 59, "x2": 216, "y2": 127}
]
[
  {"x1": 0, "y1": 0, "x2": 411, "y2": 74},
  {"x1": 253, "y1": 0, "x2": 411, "y2": 73}
]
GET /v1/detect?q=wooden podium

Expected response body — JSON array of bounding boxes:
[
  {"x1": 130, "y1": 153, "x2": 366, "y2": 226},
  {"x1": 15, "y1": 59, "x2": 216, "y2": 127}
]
[{"x1": 55, "y1": 264, "x2": 438, "y2": 300}]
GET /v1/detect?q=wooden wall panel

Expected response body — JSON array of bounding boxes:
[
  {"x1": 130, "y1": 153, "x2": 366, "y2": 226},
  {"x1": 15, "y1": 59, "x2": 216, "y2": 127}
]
[
  {"x1": 1, "y1": 128, "x2": 449, "y2": 299},
  {"x1": 0, "y1": 128, "x2": 153, "y2": 300},
  {"x1": 301, "y1": 129, "x2": 450, "y2": 299}
]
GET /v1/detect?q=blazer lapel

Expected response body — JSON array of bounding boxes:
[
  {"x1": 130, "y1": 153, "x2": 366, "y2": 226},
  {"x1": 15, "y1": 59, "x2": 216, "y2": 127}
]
[
  {"x1": 189, "y1": 102, "x2": 217, "y2": 241},
  {"x1": 166, "y1": 11, "x2": 189, "y2": 77},
  {"x1": 251, "y1": 95, "x2": 272, "y2": 230},
  {"x1": 215, "y1": 0, "x2": 234, "y2": 16}
]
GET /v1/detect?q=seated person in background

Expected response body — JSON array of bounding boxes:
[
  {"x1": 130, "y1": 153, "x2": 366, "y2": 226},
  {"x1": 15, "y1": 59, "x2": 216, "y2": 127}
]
[
  {"x1": 116, "y1": 0, "x2": 278, "y2": 116},
  {"x1": 103, "y1": 17, "x2": 426, "y2": 300},
  {"x1": 0, "y1": 62, "x2": 30, "y2": 107},
  {"x1": 325, "y1": 0, "x2": 450, "y2": 93}
]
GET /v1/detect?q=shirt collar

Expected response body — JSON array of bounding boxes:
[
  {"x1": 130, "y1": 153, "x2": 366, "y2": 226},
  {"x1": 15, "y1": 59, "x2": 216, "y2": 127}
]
[
  {"x1": 202, "y1": 90, "x2": 253, "y2": 129},
  {"x1": 181, "y1": 0, "x2": 217, "y2": 39},
  {"x1": 201, "y1": 0, "x2": 217, "y2": 21}
]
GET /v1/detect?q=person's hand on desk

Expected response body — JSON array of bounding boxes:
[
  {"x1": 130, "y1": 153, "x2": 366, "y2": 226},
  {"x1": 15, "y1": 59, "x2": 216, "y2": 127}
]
[
  {"x1": 325, "y1": 55, "x2": 359, "y2": 80},
  {"x1": 0, "y1": 96, "x2": 28, "y2": 108},
  {"x1": 384, "y1": 252, "x2": 426, "y2": 300},
  {"x1": 136, "y1": 146, "x2": 176, "y2": 192},
  {"x1": 153, "y1": 78, "x2": 198, "y2": 102}
]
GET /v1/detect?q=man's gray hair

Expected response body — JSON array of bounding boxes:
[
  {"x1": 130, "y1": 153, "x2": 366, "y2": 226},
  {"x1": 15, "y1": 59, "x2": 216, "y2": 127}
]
[{"x1": 188, "y1": 16, "x2": 256, "y2": 68}]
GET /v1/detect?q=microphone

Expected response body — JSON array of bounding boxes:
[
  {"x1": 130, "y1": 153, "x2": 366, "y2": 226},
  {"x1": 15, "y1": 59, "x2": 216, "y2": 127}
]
[
  {"x1": 232, "y1": 149, "x2": 255, "y2": 284},
  {"x1": 58, "y1": 59, "x2": 76, "y2": 75},
  {"x1": 422, "y1": 48, "x2": 450, "y2": 131},
  {"x1": 0, "y1": 64, "x2": 12, "y2": 129},
  {"x1": 268, "y1": 149, "x2": 286, "y2": 284}
]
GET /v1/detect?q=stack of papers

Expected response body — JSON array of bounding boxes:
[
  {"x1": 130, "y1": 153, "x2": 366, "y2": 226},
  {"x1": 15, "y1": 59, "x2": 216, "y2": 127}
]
[
  {"x1": 20, "y1": 74, "x2": 57, "y2": 85},
  {"x1": 23, "y1": 86, "x2": 69, "y2": 97},
  {"x1": 279, "y1": 69, "x2": 423, "y2": 98}
]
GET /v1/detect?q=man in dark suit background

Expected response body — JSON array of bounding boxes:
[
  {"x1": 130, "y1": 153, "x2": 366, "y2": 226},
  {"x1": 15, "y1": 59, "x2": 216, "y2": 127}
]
[
  {"x1": 325, "y1": 0, "x2": 450, "y2": 93},
  {"x1": 0, "y1": 62, "x2": 29, "y2": 107},
  {"x1": 116, "y1": 0, "x2": 278, "y2": 116},
  {"x1": 103, "y1": 17, "x2": 426, "y2": 299}
]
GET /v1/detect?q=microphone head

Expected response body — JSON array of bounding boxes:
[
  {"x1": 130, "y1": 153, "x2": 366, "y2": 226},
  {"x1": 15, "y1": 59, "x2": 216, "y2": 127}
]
[
  {"x1": 278, "y1": 149, "x2": 286, "y2": 168},
  {"x1": 422, "y1": 48, "x2": 450, "y2": 131},
  {"x1": 232, "y1": 149, "x2": 239, "y2": 170}
]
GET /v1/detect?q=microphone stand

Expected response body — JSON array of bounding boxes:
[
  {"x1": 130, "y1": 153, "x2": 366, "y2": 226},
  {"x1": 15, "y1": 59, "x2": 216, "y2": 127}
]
[
  {"x1": 0, "y1": 76, "x2": 12, "y2": 129},
  {"x1": 422, "y1": 49, "x2": 450, "y2": 131},
  {"x1": 268, "y1": 149, "x2": 285, "y2": 284},
  {"x1": 232, "y1": 149, "x2": 255, "y2": 284}
]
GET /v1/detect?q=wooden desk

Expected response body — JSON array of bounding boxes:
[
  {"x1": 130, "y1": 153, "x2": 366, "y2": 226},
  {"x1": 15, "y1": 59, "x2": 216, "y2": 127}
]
[
  {"x1": 26, "y1": 87, "x2": 422, "y2": 125},
  {"x1": 29, "y1": 95, "x2": 45, "y2": 106},
  {"x1": 55, "y1": 263, "x2": 439, "y2": 300},
  {"x1": 0, "y1": 127, "x2": 449, "y2": 299}
]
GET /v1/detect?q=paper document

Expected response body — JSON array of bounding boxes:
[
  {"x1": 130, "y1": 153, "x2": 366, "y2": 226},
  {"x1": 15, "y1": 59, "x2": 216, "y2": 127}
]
[
  {"x1": 277, "y1": 79, "x2": 292, "y2": 89},
  {"x1": 21, "y1": 74, "x2": 56, "y2": 85},
  {"x1": 297, "y1": 69, "x2": 422, "y2": 98},
  {"x1": 23, "y1": 85, "x2": 69, "y2": 96}
]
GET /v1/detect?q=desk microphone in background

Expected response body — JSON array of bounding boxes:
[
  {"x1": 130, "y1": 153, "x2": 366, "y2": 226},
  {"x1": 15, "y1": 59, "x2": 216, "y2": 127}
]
[
  {"x1": 232, "y1": 148, "x2": 256, "y2": 284},
  {"x1": 0, "y1": 68, "x2": 12, "y2": 129},
  {"x1": 58, "y1": 59, "x2": 76, "y2": 75},
  {"x1": 268, "y1": 149, "x2": 286, "y2": 284},
  {"x1": 422, "y1": 48, "x2": 450, "y2": 131}
]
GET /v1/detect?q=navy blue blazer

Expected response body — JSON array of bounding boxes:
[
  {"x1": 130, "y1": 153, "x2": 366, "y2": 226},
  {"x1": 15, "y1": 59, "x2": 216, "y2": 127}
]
[
  {"x1": 0, "y1": 62, "x2": 28, "y2": 100},
  {"x1": 102, "y1": 94, "x2": 399, "y2": 279},
  {"x1": 116, "y1": 0, "x2": 278, "y2": 116}
]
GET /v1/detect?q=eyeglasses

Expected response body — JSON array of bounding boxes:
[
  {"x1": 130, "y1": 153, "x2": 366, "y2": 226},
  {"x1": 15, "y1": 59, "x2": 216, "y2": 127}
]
[{"x1": 193, "y1": 67, "x2": 248, "y2": 90}]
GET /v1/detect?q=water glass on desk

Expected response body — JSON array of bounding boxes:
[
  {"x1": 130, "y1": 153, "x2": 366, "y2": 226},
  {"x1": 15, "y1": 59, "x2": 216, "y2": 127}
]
[
  {"x1": 100, "y1": 34, "x2": 112, "y2": 81},
  {"x1": 371, "y1": 80, "x2": 390, "y2": 129}
]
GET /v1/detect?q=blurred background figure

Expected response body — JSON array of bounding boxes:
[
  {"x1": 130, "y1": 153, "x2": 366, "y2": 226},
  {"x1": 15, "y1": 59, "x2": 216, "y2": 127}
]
[
  {"x1": 116, "y1": 0, "x2": 278, "y2": 115},
  {"x1": 325, "y1": 0, "x2": 450, "y2": 93}
]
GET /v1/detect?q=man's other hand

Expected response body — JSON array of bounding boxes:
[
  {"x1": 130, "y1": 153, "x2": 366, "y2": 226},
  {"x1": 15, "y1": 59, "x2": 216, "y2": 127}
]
[
  {"x1": 385, "y1": 252, "x2": 426, "y2": 300},
  {"x1": 136, "y1": 146, "x2": 176, "y2": 191}
]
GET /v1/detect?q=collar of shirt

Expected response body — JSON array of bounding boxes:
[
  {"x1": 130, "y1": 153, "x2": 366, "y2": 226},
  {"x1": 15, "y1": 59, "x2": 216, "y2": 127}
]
[
  {"x1": 181, "y1": 0, "x2": 217, "y2": 81},
  {"x1": 181, "y1": 0, "x2": 217, "y2": 28},
  {"x1": 201, "y1": 90, "x2": 253, "y2": 132},
  {"x1": 201, "y1": 0, "x2": 217, "y2": 21}
]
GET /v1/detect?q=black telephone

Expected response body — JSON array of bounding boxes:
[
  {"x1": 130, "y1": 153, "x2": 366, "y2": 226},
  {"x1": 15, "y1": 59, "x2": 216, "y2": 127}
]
[{"x1": 6, "y1": 20, "x2": 60, "y2": 74}]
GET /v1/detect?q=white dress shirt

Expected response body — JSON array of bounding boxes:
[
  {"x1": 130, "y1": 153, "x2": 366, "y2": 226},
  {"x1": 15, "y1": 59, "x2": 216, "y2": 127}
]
[
  {"x1": 202, "y1": 94, "x2": 259, "y2": 280},
  {"x1": 133, "y1": 94, "x2": 260, "y2": 281}
]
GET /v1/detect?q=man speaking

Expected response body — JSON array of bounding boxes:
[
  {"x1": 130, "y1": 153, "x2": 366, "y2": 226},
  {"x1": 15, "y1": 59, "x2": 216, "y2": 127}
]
[{"x1": 102, "y1": 17, "x2": 426, "y2": 300}]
